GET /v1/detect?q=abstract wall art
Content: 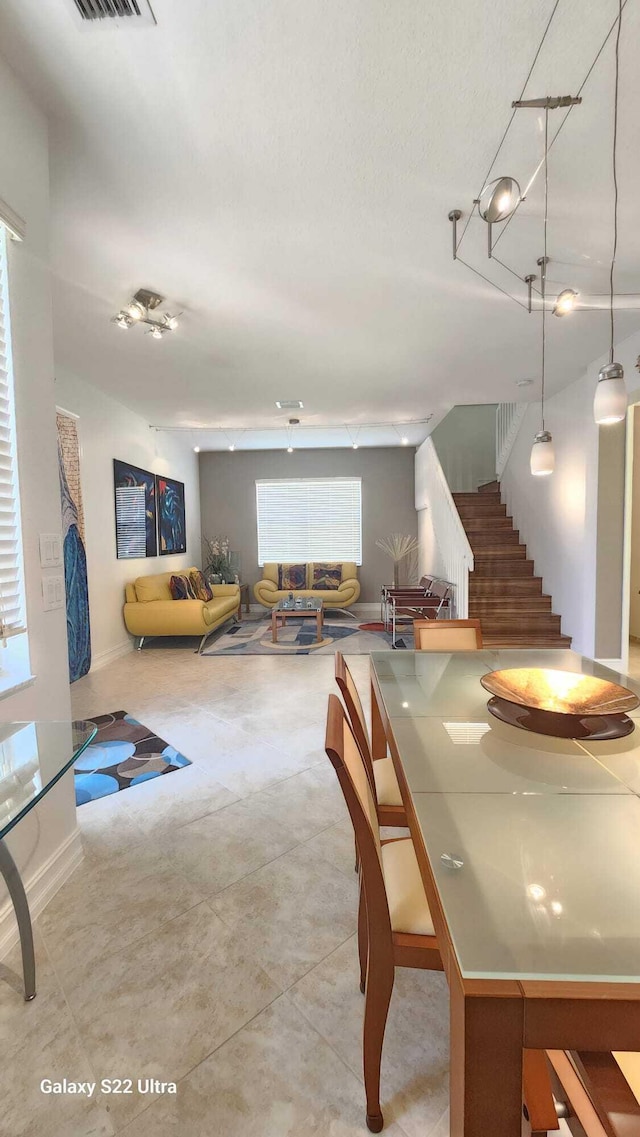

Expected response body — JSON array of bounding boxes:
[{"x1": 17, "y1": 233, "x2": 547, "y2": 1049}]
[
  {"x1": 157, "y1": 475, "x2": 186, "y2": 555},
  {"x1": 113, "y1": 459, "x2": 158, "y2": 558},
  {"x1": 57, "y1": 411, "x2": 91, "y2": 683}
]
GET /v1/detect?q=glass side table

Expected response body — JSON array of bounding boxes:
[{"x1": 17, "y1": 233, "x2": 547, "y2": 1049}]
[{"x1": 0, "y1": 720, "x2": 96, "y2": 1000}]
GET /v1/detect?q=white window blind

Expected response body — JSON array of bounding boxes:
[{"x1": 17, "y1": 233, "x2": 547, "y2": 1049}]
[
  {"x1": 256, "y1": 478, "x2": 362, "y2": 566},
  {"x1": 0, "y1": 227, "x2": 26, "y2": 638}
]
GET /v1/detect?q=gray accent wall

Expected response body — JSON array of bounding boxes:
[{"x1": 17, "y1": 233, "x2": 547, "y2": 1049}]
[{"x1": 199, "y1": 448, "x2": 417, "y2": 603}]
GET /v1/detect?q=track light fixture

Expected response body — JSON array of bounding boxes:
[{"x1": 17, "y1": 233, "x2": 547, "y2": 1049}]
[
  {"x1": 594, "y1": 0, "x2": 627, "y2": 426},
  {"x1": 529, "y1": 116, "x2": 555, "y2": 478},
  {"x1": 553, "y1": 288, "x2": 579, "y2": 317},
  {"x1": 112, "y1": 288, "x2": 179, "y2": 340},
  {"x1": 477, "y1": 177, "x2": 521, "y2": 224}
]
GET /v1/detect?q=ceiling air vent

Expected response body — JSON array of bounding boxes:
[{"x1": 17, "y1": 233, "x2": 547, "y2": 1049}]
[
  {"x1": 275, "y1": 400, "x2": 304, "y2": 410},
  {"x1": 70, "y1": 0, "x2": 156, "y2": 27}
]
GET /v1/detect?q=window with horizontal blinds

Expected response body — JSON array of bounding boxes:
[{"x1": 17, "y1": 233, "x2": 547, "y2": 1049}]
[
  {"x1": 256, "y1": 478, "x2": 362, "y2": 566},
  {"x1": 0, "y1": 226, "x2": 26, "y2": 638}
]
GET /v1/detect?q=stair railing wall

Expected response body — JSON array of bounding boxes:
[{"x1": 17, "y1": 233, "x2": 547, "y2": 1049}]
[
  {"x1": 496, "y1": 403, "x2": 527, "y2": 478},
  {"x1": 415, "y1": 437, "x2": 474, "y2": 618}
]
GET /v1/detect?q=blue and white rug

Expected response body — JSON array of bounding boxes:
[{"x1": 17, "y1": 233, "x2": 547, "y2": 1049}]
[
  {"x1": 202, "y1": 616, "x2": 406, "y2": 655},
  {"x1": 74, "y1": 711, "x2": 191, "y2": 805}
]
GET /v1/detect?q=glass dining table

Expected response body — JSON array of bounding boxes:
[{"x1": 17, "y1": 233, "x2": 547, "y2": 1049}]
[
  {"x1": 370, "y1": 648, "x2": 640, "y2": 1136},
  {"x1": 0, "y1": 720, "x2": 96, "y2": 1000}
]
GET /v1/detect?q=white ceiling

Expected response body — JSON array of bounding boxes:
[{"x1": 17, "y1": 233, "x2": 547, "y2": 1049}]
[{"x1": 1, "y1": 0, "x2": 640, "y2": 448}]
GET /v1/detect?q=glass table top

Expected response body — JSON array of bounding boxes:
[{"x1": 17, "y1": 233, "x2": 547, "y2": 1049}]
[
  {"x1": 371, "y1": 649, "x2": 640, "y2": 983},
  {"x1": 275, "y1": 598, "x2": 323, "y2": 612},
  {"x1": 412, "y1": 791, "x2": 640, "y2": 982},
  {"x1": 0, "y1": 721, "x2": 96, "y2": 840}
]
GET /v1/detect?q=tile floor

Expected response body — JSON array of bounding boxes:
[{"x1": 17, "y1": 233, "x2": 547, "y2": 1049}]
[{"x1": 1, "y1": 644, "x2": 453, "y2": 1137}]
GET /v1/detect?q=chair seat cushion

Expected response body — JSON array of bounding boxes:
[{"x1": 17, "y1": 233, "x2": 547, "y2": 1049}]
[
  {"x1": 372, "y1": 757, "x2": 403, "y2": 807},
  {"x1": 381, "y1": 838, "x2": 435, "y2": 936}
]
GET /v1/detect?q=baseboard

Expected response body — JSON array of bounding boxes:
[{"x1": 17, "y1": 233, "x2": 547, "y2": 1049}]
[
  {"x1": 0, "y1": 828, "x2": 84, "y2": 960},
  {"x1": 595, "y1": 657, "x2": 625, "y2": 672},
  {"x1": 90, "y1": 639, "x2": 134, "y2": 671}
]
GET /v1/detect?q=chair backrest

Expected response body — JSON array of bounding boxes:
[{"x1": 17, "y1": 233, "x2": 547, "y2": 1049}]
[
  {"x1": 413, "y1": 618, "x2": 483, "y2": 651},
  {"x1": 335, "y1": 652, "x2": 375, "y2": 786},
  {"x1": 429, "y1": 579, "x2": 452, "y2": 602},
  {"x1": 325, "y1": 694, "x2": 392, "y2": 939},
  {"x1": 418, "y1": 575, "x2": 434, "y2": 593}
]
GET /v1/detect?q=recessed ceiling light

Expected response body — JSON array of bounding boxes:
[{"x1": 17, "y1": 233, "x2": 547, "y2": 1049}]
[
  {"x1": 276, "y1": 400, "x2": 304, "y2": 410},
  {"x1": 516, "y1": 378, "x2": 534, "y2": 387},
  {"x1": 228, "y1": 444, "x2": 235, "y2": 452},
  {"x1": 287, "y1": 446, "x2": 294, "y2": 453},
  {"x1": 193, "y1": 446, "x2": 200, "y2": 453},
  {"x1": 401, "y1": 436, "x2": 409, "y2": 445}
]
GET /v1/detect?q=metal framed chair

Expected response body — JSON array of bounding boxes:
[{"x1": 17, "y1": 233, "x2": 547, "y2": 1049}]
[{"x1": 387, "y1": 581, "x2": 454, "y2": 647}]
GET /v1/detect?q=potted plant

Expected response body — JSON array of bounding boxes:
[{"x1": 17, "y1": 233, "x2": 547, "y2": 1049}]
[{"x1": 202, "y1": 535, "x2": 233, "y2": 584}]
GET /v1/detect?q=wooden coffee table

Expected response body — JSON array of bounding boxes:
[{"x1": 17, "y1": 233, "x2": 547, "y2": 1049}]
[{"x1": 271, "y1": 598, "x2": 324, "y2": 643}]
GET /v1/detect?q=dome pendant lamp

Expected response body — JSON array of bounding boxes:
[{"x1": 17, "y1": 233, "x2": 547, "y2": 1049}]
[
  {"x1": 530, "y1": 110, "x2": 555, "y2": 477},
  {"x1": 594, "y1": 0, "x2": 627, "y2": 426}
]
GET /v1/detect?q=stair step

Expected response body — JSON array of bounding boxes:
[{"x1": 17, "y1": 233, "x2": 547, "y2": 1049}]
[
  {"x1": 453, "y1": 492, "x2": 501, "y2": 505},
  {"x1": 478, "y1": 480, "x2": 500, "y2": 494},
  {"x1": 470, "y1": 577, "x2": 543, "y2": 595},
  {"x1": 482, "y1": 633, "x2": 572, "y2": 648},
  {"x1": 470, "y1": 596, "x2": 552, "y2": 613},
  {"x1": 478, "y1": 613, "x2": 562, "y2": 633},
  {"x1": 469, "y1": 533, "x2": 521, "y2": 550},
  {"x1": 463, "y1": 518, "x2": 513, "y2": 529},
  {"x1": 473, "y1": 544, "x2": 526, "y2": 559},
  {"x1": 473, "y1": 558, "x2": 534, "y2": 575},
  {"x1": 457, "y1": 505, "x2": 508, "y2": 521}
]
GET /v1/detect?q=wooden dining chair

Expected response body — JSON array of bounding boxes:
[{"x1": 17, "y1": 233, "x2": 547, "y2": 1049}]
[
  {"x1": 334, "y1": 652, "x2": 406, "y2": 828},
  {"x1": 413, "y1": 617, "x2": 483, "y2": 651},
  {"x1": 325, "y1": 692, "x2": 442, "y2": 1132},
  {"x1": 548, "y1": 1049, "x2": 640, "y2": 1136},
  {"x1": 326, "y1": 694, "x2": 558, "y2": 1135}
]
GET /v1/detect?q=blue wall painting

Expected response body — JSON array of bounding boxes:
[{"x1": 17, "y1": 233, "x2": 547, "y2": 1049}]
[
  {"x1": 113, "y1": 459, "x2": 158, "y2": 558},
  {"x1": 57, "y1": 412, "x2": 91, "y2": 683},
  {"x1": 157, "y1": 475, "x2": 187, "y2": 555}
]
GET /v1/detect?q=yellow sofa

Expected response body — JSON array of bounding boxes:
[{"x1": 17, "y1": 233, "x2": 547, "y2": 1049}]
[
  {"x1": 254, "y1": 563, "x2": 360, "y2": 610},
  {"x1": 124, "y1": 568, "x2": 240, "y2": 653}
]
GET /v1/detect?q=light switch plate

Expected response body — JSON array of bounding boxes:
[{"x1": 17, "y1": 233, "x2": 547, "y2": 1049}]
[
  {"x1": 39, "y1": 533, "x2": 63, "y2": 568},
  {"x1": 42, "y1": 574, "x2": 65, "y2": 611}
]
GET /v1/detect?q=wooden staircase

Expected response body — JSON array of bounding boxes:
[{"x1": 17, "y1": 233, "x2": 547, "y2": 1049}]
[{"x1": 453, "y1": 480, "x2": 571, "y2": 649}]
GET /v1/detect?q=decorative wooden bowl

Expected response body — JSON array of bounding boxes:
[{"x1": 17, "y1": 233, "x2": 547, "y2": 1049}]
[{"x1": 480, "y1": 667, "x2": 639, "y2": 740}]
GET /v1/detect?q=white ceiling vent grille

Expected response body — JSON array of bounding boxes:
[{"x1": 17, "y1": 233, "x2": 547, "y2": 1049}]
[{"x1": 70, "y1": 0, "x2": 156, "y2": 27}]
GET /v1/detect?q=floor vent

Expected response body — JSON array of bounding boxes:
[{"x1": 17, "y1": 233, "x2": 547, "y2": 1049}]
[{"x1": 71, "y1": 0, "x2": 156, "y2": 25}]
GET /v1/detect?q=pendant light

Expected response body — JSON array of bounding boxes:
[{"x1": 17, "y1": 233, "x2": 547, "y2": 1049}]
[
  {"x1": 594, "y1": 0, "x2": 627, "y2": 426},
  {"x1": 530, "y1": 108, "x2": 555, "y2": 478}
]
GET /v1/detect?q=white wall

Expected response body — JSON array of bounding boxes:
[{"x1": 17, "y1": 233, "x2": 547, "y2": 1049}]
[
  {"x1": 500, "y1": 377, "x2": 599, "y2": 656},
  {"x1": 629, "y1": 407, "x2": 640, "y2": 640},
  {"x1": 0, "y1": 54, "x2": 78, "y2": 950},
  {"x1": 54, "y1": 369, "x2": 201, "y2": 666},
  {"x1": 430, "y1": 403, "x2": 497, "y2": 492}
]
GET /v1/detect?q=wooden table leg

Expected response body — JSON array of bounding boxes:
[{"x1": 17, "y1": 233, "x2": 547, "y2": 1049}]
[
  {"x1": 271, "y1": 610, "x2": 277, "y2": 643},
  {"x1": 317, "y1": 609, "x2": 323, "y2": 642},
  {"x1": 450, "y1": 968, "x2": 524, "y2": 1136},
  {"x1": 370, "y1": 678, "x2": 387, "y2": 761}
]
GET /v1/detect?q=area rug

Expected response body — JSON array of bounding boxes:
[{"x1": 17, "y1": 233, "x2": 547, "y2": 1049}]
[
  {"x1": 202, "y1": 616, "x2": 407, "y2": 656},
  {"x1": 74, "y1": 711, "x2": 191, "y2": 805}
]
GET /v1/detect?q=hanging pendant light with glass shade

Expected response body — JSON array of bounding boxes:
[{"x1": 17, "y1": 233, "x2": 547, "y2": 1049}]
[
  {"x1": 594, "y1": 0, "x2": 627, "y2": 426},
  {"x1": 530, "y1": 110, "x2": 555, "y2": 478}
]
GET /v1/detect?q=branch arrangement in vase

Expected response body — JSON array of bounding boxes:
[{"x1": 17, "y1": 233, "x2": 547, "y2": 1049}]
[{"x1": 375, "y1": 533, "x2": 420, "y2": 588}]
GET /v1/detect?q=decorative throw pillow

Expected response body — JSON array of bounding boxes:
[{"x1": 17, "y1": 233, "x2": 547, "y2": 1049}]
[
  {"x1": 190, "y1": 569, "x2": 213, "y2": 601},
  {"x1": 312, "y1": 563, "x2": 342, "y2": 590},
  {"x1": 277, "y1": 563, "x2": 306, "y2": 590},
  {"x1": 169, "y1": 574, "x2": 197, "y2": 600}
]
